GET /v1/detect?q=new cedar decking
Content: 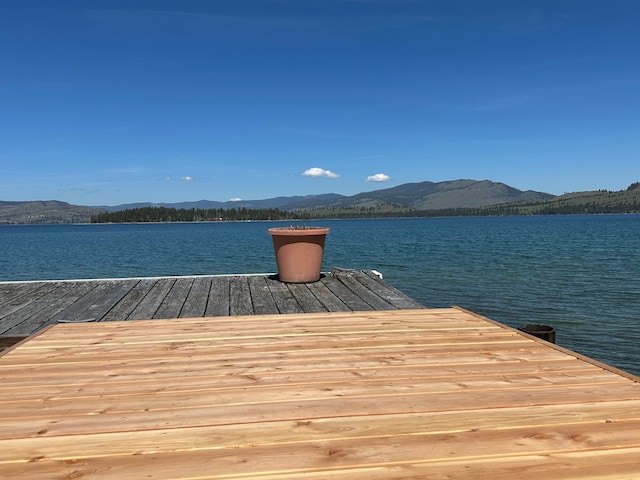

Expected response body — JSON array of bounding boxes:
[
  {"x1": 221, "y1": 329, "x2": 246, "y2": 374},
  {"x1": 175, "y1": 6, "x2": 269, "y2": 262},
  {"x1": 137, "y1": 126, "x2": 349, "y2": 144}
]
[
  {"x1": 0, "y1": 269, "x2": 423, "y2": 343},
  {"x1": 1, "y1": 308, "x2": 639, "y2": 479}
]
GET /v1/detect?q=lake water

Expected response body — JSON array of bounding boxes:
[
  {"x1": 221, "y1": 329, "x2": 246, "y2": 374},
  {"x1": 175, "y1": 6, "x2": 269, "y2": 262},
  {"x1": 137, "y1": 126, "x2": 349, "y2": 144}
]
[{"x1": 1, "y1": 215, "x2": 639, "y2": 376}]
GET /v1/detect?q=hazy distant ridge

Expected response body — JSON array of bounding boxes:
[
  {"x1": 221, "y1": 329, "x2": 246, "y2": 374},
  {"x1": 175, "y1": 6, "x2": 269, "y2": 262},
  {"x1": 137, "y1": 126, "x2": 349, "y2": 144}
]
[{"x1": 97, "y1": 193, "x2": 347, "y2": 212}]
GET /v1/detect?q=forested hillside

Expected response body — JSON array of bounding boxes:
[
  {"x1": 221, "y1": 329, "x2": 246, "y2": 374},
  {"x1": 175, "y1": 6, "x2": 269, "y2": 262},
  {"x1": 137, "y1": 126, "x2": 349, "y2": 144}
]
[{"x1": 0, "y1": 201, "x2": 101, "y2": 224}]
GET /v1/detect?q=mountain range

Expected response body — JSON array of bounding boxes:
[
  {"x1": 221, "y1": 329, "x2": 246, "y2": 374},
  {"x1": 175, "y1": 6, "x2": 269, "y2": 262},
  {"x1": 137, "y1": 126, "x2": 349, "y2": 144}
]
[
  {"x1": 97, "y1": 179, "x2": 553, "y2": 212},
  {"x1": 0, "y1": 178, "x2": 608, "y2": 224}
]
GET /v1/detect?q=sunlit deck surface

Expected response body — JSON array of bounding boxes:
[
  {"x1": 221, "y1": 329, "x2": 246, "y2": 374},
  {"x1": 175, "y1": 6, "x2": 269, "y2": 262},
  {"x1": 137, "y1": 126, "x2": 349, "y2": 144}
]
[
  {"x1": 0, "y1": 269, "x2": 423, "y2": 349},
  {"x1": 2, "y1": 307, "x2": 639, "y2": 479}
]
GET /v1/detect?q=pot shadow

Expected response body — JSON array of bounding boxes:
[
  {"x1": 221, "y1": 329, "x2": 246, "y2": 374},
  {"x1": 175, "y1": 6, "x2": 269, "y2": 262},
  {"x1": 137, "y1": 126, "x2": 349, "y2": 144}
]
[{"x1": 267, "y1": 273, "x2": 327, "y2": 283}]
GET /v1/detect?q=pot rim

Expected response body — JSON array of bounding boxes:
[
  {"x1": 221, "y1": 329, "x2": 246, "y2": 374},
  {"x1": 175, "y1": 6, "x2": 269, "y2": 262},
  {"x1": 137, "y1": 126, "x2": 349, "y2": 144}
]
[{"x1": 268, "y1": 227, "x2": 330, "y2": 236}]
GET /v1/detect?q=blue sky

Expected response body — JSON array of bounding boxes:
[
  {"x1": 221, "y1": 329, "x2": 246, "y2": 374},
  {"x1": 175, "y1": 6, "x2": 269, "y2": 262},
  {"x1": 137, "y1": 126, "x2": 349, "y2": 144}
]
[{"x1": 1, "y1": 0, "x2": 638, "y2": 205}]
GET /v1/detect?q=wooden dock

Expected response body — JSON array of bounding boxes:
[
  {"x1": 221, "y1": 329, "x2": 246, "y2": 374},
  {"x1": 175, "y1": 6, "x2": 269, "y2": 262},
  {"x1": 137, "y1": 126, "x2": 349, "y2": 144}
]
[
  {"x1": 0, "y1": 269, "x2": 423, "y2": 348},
  {"x1": 1, "y1": 307, "x2": 639, "y2": 479}
]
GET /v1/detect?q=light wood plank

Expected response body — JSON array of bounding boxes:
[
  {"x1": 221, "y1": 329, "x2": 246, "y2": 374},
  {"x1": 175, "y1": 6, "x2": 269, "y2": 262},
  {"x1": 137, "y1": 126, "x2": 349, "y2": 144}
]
[
  {"x1": 5, "y1": 448, "x2": 640, "y2": 480},
  {"x1": 0, "y1": 357, "x2": 598, "y2": 389},
  {"x1": 1, "y1": 307, "x2": 639, "y2": 479},
  {"x1": 3, "y1": 423, "x2": 640, "y2": 479},
  {"x1": 0, "y1": 366, "x2": 627, "y2": 403}
]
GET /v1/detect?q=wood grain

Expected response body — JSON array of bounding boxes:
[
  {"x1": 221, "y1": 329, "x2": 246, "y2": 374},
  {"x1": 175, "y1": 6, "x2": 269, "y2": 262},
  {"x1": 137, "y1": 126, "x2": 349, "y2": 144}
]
[{"x1": 1, "y1": 308, "x2": 638, "y2": 479}]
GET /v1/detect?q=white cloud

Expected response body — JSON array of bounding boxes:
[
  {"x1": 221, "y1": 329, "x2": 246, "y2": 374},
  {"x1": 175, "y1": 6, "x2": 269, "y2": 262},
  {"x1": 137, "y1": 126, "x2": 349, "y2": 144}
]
[
  {"x1": 229, "y1": 197, "x2": 242, "y2": 202},
  {"x1": 301, "y1": 167, "x2": 340, "y2": 179},
  {"x1": 180, "y1": 176, "x2": 193, "y2": 182},
  {"x1": 366, "y1": 173, "x2": 391, "y2": 182}
]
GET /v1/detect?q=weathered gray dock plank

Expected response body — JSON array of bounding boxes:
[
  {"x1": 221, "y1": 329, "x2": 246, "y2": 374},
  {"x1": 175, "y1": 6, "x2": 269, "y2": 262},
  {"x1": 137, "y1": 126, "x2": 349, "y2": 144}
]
[
  {"x1": 0, "y1": 283, "x2": 23, "y2": 302},
  {"x1": 179, "y1": 277, "x2": 212, "y2": 318},
  {"x1": 128, "y1": 278, "x2": 176, "y2": 320},
  {"x1": 286, "y1": 283, "x2": 328, "y2": 313},
  {"x1": 0, "y1": 282, "x2": 43, "y2": 309},
  {"x1": 333, "y1": 270, "x2": 397, "y2": 310},
  {"x1": 229, "y1": 276, "x2": 254, "y2": 316},
  {"x1": 100, "y1": 279, "x2": 151, "y2": 321},
  {"x1": 3, "y1": 281, "x2": 98, "y2": 335},
  {"x1": 360, "y1": 269, "x2": 425, "y2": 309},
  {"x1": 0, "y1": 283, "x2": 64, "y2": 334},
  {"x1": 53, "y1": 281, "x2": 125, "y2": 323},
  {"x1": 0, "y1": 282, "x2": 57, "y2": 320},
  {"x1": 154, "y1": 278, "x2": 194, "y2": 319},
  {"x1": 247, "y1": 276, "x2": 280, "y2": 315},
  {"x1": 0, "y1": 281, "x2": 52, "y2": 302},
  {"x1": 205, "y1": 276, "x2": 230, "y2": 316},
  {"x1": 71, "y1": 279, "x2": 139, "y2": 323},
  {"x1": 266, "y1": 277, "x2": 305, "y2": 314},
  {"x1": 320, "y1": 274, "x2": 376, "y2": 311},
  {"x1": 0, "y1": 270, "x2": 425, "y2": 346},
  {"x1": 305, "y1": 280, "x2": 351, "y2": 312}
]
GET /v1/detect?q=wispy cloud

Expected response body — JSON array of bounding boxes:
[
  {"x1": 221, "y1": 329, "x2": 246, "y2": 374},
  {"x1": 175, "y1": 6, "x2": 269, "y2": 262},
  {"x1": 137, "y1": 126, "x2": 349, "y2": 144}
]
[
  {"x1": 468, "y1": 93, "x2": 536, "y2": 112},
  {"x1": 34, "y1": 81, "x2": 73, "y2": 89},
  {"x1": 180, "y1": 176, "x2": 194, "y2": 182},
  {"x1": 106, "y1": 166, "x2": 151, "y2": 175},
  {"x1": 489, "y1": 9, "x2": 578, "y2": 36},
  {"x1": 302, "y1": 167, "x2": 340, "y2": 179},
  {"x1": 84, "y1": 8, "x2": 307, "y2": 30},
  {"x1": 366, "y1": 173, "x2": 391, "y2": 182},
  {"x1": 85, "y1": 6, "x2": 435, "y2": 38},
  {"x1": 274, "y1": 125, "x2": 363, "y2": 140}
]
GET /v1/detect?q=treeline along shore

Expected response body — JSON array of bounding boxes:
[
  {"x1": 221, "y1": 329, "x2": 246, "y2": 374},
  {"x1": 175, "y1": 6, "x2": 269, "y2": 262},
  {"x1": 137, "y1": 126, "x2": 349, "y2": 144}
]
[
  {"x1": 90, "y1": 207, "x2": 309, "y2": 223},
  {"x1": 91, "y1": 187, "x2": 640, "y2": 223}
]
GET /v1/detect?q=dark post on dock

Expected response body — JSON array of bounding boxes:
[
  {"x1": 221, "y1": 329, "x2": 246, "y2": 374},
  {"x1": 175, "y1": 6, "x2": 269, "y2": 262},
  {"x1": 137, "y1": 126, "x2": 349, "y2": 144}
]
[{"x1": 517, "y1": 323, "x2": 556, "y2": 343}]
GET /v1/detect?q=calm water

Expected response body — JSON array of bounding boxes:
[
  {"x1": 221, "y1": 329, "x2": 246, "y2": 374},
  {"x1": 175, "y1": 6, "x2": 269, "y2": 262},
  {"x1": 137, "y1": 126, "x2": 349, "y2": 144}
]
[{"x1": 1, "y1": 215, "x2": 639, "y2": 376}]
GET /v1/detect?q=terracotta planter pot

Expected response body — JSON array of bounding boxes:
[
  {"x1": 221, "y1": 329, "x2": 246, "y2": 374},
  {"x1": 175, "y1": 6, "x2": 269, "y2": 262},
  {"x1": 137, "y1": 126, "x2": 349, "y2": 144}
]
[{"x1": 268, "y1": 227, "x2": 329, "y2": 283}]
